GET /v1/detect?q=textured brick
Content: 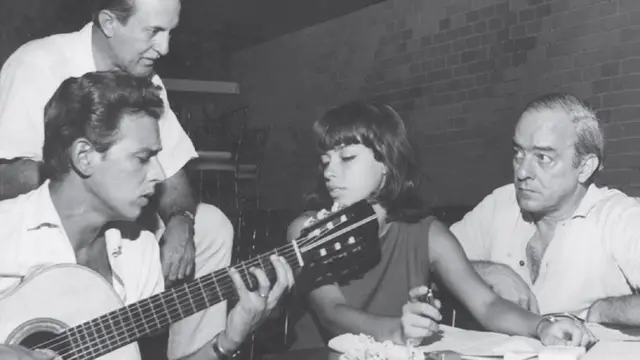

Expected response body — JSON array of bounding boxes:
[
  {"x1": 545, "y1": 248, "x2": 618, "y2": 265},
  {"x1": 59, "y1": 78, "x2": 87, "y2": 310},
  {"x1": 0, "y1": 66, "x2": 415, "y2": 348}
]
[
  {"x1": 512, "y1": 51, "x2": 528, "y2": 67},
  {"x1": 439, "y1": 18, "x2": 451, "y2": 31},
  {"x1": 536, "y1": 4, "x2": 552, "y2": 19},
  {"x1": 620, "y1": 26, "x2": 640, "y2": 44},
  {"x1": 447, "y1": 54, "x2": 461, "y2": 66},
  {"x1": 605, "y1": 122, "x2": 640, "y2": 142},
  {"x1": 621, "y1": 58, "x2": 640, "y2": 75},
  {"x1": 228, "y1": 0, "x2": 640, "y2": 209},
  {"x1": 600, "y1": 106, "x2": 640, "y2": 123},
  {"x1": 603, "y1": 90, "x2": 640, "y2": 108},
  {"x1": 526, "y1": 20, "x2": 543, "y2": 35},
  {"x1": 402, "y1": 28, "x2": 414, "y2": 40},
  {"x1": 592, "y1": 78, "x2": 611, "y2": 94},
  {"x1": 519, "y1": 8, "x2": 536, "y2": 23},
  {"x1": 420, "y1": 35, "x2": 433, "y2": 47},
  {"x1": 599, "y1": 170, "x2": 640, "y2": 187},
  {"x1": 510, "y1": 24, "x2": 527, "y2": 38},
  {"x1": 488, "y1": 17, "x2": 503, "y2": 31},
  {"x1": 614, "y1": 40, "x2": 640, "y2": 59},
  {"x1": 466, "y1": 34, "x2": 483, "y2": 49},
  {"x1": 466, "y1": 10, "x2": 480, "y2": 23},
  {"x1": 473, "y1": 21, "x2": 488, "y2": 34},
  {"x1": 601, "y1": 62, "x2": 620, "y2": 78},
  {"x1": 611, "y1": 74, "x2": 640, "y2": 91}
]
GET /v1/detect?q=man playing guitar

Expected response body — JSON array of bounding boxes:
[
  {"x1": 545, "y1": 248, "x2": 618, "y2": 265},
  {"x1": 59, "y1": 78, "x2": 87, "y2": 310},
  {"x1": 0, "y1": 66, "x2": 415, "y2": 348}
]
[{"x1": 0, "y1": 70, "x2": 295, "y2": 360}]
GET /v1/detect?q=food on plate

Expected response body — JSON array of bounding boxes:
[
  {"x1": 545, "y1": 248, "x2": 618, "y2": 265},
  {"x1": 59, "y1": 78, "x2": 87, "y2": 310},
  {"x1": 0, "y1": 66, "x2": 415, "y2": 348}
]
[{"x1": 331, "y1": 333, "x2": 424, "y2": 360}]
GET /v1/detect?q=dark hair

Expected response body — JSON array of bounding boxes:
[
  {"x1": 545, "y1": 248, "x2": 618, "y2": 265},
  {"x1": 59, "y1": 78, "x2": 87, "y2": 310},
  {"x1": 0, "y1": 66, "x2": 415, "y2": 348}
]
[
  {"x1": 521, "y1": 93, "x2": 604, "y2": 182},
  {"x1": 92, "y1": 0, "x2": 136, "y2": 27},
  {"x1": 309, "y1": 101, "x2": 429, "y2": 223},
  {"x1": 43, "y1": 70, "x2": 164, "y2": 180}
]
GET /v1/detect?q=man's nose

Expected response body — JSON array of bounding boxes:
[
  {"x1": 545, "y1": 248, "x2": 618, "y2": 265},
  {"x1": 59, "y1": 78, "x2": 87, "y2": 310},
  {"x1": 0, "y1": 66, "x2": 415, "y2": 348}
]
[
  {"x1": 515, "y1": 156, "x2": 535, "y2": 181},
  {"x1": 148, "y1": 157, "x2": 166, "y2": 183},
  {"x1": 154, "y1": 33, "x2": 170, "y2": 57}
]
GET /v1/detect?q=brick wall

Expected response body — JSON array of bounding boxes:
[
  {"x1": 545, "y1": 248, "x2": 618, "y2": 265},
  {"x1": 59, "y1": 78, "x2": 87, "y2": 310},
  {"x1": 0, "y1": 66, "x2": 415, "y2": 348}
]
[{"x1": 231, "y1": 0, "x2": 640, "y2": 211}]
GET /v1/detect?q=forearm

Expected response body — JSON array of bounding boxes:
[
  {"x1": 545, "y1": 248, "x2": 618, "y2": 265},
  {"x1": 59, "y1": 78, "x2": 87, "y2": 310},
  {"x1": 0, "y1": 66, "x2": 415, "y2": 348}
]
[
  {"x1": 157, "y1": 169, "x2": 197, "y2": 221},
  {"x1": 470, "y1": 260, "x2": 509, "y2": 278},
  {"x1": 480, "y1": 297, "x2": 541, "y2": 338},
  {"x1": 177, "y1": 330, "x2": 239, "y2": 360},
  {"x1": 318, "y1": 303, "x2": 401, "y2": 343},
  {"x1": 0, "y1": 159, "x2": 41, "y2": 200},
  {"x1": 589, "y1": 295, "x2": 640, "y2": 326}
]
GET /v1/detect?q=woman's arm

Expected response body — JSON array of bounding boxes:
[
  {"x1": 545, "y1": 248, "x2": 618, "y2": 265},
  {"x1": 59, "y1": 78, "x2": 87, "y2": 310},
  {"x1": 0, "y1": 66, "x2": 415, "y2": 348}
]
[
  {"x1": 307, "y1": 284, "x2": 404, "y2": 343},
  {"x1": 429, "y1": 219, "x2": 595, "y2": 347},
  {"x1": 287, "y1": 214, "x2": 406, "y2": 344},
  {"x1": 428, "y1": 220, "x2": 541, "y2": 337}
]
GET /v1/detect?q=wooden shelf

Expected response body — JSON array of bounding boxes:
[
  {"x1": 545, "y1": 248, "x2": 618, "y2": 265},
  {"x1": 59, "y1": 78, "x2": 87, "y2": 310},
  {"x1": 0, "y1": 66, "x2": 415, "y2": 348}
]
[
  {"x1": 164, "y1": 78, "x2": 240, "y2": 94},
  {"x1": 189, "y1": 152, "x2": 257, "y2": 177},
  {"x1": 197, "y1": 150, "x2": 233, "y2": 161}
]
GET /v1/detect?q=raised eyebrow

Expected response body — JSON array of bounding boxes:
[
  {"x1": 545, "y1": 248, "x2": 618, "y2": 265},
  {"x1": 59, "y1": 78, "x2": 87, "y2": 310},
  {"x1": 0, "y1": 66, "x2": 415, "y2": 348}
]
[
  {"x1": 511, "y1": 140, "x2": 556, "y2": 153},
  {"x1": 532, "y1": 146, "x2": 557, "y2": 153}
]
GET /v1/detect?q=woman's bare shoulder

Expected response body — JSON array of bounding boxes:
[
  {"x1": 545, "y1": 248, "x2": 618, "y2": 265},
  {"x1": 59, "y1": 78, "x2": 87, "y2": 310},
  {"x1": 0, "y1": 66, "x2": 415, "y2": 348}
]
[{"x1": 287, "y1": 211, "x2": 318, "y2": 241}]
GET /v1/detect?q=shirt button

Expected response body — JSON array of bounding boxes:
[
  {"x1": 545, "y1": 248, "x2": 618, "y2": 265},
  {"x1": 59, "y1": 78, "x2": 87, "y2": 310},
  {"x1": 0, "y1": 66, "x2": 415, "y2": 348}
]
[{"x1": 519, "y1": 260, "x2": 525, "y2": 266}]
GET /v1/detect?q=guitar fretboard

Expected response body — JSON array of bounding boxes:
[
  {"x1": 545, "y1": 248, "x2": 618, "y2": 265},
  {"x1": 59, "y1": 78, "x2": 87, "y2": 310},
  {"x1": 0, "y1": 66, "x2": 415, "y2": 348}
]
[
  {"x1": 33, "y1": 203, "x2": 377, "y2": 360},
  {"x1": 50, "y1": 242, "x2": 302, "y2": 360}
]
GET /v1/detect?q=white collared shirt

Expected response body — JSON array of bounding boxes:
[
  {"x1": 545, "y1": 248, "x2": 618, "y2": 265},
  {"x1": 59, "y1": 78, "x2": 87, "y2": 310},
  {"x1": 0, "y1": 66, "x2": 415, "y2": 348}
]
[
  {"x1": 0, "y1": 182, "x2": 164, "y2": 305},
  {"x1": 451, "y1": 183, "x2": 640, "y2": 317},
  {"x1": 0, "y1": 23, "x2": 197, "y2": 178}
]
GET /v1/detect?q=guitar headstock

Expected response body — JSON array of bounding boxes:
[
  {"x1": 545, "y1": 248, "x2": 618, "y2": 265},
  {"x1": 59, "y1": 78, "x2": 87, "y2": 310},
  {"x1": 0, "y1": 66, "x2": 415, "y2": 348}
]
[{"x1": 295, "y1": 200, "x2": 381, "y2": 288}]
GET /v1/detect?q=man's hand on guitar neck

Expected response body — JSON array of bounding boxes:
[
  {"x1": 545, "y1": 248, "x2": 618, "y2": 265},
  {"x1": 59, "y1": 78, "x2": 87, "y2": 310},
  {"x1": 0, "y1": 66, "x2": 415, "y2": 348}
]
[
  {"x1": 0, "y1": 345, "x2": 60, "y2": 360},
  {"x1": 218, "y1": 255, "x2": 295, "y2": 353}
]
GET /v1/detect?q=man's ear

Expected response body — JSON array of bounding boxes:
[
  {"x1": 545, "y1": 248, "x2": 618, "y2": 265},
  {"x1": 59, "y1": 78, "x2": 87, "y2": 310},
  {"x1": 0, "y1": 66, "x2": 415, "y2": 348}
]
[
  {"x1": 97, "y1": 9, "x2": 119, "y2": 38},
  {"x1": 578, "y1": 153, "x2": 600, "y2": 184},
  {"x1": 70, "y1": 138, "x2": 100, "y2": 178}
]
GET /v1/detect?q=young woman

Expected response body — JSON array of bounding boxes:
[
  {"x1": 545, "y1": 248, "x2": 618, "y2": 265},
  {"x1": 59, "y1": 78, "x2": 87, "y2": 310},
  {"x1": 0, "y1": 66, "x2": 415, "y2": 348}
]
[{"x1": 288, "y1": 101, "x2": 594, "y2": 348}]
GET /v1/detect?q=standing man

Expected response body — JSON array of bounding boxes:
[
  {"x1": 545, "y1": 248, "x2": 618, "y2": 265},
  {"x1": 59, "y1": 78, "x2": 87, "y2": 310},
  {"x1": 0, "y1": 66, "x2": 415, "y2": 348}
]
[
  {"x1": 0, "y1": 1, "x2": 235, "y2": 359},
  {"x1": 450, "y1": 93, "x2": 640, "y2": 325}
]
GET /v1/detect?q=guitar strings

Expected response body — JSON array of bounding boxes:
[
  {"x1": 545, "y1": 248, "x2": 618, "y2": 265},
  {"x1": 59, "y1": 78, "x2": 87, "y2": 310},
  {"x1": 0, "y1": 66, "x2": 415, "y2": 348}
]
[
  {"x1": 58, "y1": 242, "x2": 305, "y2": 360},
  {"x1": 34, "y1": 214, "x2": 376, "y2": 360},
  {"x1": 36, "y1": 216, "x2": 374, "y2": 359}
]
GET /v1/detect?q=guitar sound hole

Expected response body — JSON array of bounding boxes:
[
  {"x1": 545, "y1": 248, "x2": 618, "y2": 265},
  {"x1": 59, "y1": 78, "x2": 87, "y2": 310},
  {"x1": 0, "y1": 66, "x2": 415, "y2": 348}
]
[
  {"x1": 19, "y1": 331, "x2": 70, "y2": 354},
  {"x1": 19, "y1": 331, "x2": 67, "y2": 353}
]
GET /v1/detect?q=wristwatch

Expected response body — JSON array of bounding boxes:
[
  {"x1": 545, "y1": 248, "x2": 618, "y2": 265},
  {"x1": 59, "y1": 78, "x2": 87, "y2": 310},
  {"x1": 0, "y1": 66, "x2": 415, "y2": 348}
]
[
  {"x1": 535, "y1": 312, "x2": 585, "y2": 338},
  {"x1": 212, "y1": 333, "x2": 238, "y2": 359}
]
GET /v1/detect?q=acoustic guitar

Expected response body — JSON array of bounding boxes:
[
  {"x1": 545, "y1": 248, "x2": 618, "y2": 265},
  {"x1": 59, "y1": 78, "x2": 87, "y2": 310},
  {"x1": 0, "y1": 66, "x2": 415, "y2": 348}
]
[{"x1": 0, "y1": 200, "x2": 380, "y2": 360}]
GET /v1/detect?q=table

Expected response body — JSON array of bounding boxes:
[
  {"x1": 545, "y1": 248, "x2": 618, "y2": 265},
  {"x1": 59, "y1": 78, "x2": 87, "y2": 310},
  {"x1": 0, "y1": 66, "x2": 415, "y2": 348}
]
[
  {"x1": 262, "y1": 347, "x2": 337, "y2": 360},
  {"x1": 582, "y1": 341, "x2": 640, "y2": 359}
]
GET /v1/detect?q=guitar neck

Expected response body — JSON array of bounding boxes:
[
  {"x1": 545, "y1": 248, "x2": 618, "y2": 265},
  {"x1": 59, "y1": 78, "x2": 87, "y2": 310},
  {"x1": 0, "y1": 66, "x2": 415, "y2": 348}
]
[{"x1": 56, "y1": 241, "x2": 303, "y2": 360}]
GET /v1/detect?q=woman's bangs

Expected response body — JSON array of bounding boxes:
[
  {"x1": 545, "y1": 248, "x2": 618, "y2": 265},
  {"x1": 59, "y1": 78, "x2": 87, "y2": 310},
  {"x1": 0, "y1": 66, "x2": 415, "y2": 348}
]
[{"x1": 315, "y1": 120, "x2": 367, "y2": 152}]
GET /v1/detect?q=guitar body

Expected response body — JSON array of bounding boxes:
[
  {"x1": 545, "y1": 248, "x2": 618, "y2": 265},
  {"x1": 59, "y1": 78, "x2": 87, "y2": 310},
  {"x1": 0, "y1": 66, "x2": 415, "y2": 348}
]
[{"x1": 0, "y1": 264, "x2": 140, "y2": 360}]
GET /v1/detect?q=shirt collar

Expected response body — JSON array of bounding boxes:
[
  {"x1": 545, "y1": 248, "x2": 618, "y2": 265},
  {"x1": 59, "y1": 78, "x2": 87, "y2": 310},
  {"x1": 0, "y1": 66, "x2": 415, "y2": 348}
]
[
  {"x1": 25, "y1": 180, "x2": 65, "y2": 231},
  {"x1": 25, "y1": 180, "x2": 126, "y2": 259},
  {"x1": 570, "y1": 184, "x2": 607, "y2": 218},
  {"x1": 74, "y1": 22, "x2": 97, "y2": 72},
  {"x1": 518, "y1": 183, "x2": 607, "y2": 223}
]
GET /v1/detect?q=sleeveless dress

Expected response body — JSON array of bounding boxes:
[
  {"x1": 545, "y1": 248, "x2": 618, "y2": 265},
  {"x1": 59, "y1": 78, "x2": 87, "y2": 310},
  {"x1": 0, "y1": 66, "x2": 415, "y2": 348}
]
[{"x1": 291, "y1": 216, "x2": 437, "y2": 349}]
